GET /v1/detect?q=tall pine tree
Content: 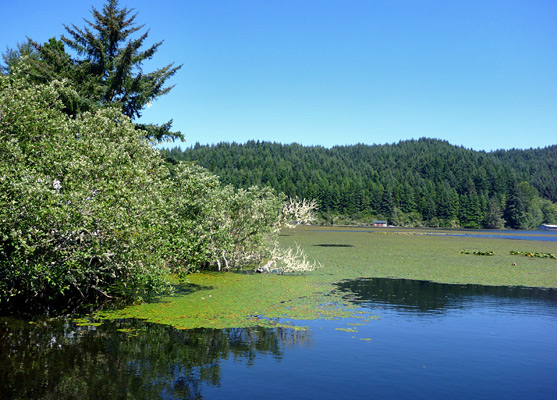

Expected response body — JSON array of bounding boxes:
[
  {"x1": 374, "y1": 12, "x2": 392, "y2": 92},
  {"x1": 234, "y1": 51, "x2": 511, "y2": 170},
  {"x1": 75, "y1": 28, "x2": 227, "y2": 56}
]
[
  {"x1": 61, "y1": 0, "x2": 182, "y2": 141},
  {"x1": 3, "y1": 1, "x2": 182, "y2": 141}
]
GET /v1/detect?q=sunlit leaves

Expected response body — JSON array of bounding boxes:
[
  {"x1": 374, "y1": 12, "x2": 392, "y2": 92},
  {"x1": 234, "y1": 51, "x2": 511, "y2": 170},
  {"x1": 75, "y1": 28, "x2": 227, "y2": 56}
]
[
  {"x1": 1, "y1": 73, "x2": 319, "y2": 312},
  {"x1": 0, "y1": 74, "x2": 171, "y2": 308}
]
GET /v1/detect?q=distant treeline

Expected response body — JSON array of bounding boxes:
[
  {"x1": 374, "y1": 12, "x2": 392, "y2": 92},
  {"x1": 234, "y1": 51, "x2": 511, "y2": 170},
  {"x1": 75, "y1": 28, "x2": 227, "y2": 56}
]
[{"x1": 163, "y1": 138, "x2": 557, "y2": 229}]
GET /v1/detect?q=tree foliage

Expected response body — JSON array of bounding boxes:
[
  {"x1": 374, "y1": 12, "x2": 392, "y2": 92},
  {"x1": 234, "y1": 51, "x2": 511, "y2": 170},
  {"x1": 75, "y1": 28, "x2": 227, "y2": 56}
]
[
  {"x1": 62, "y1": 1, "x2": 181, "y2": 122},
  {"x1": 0, "y1": 72, "x2": 169, "y2": 309},
  {"x1": 1, "y1": 41, "x2": 40, "y2": 75},
  {"x1": 0, "y1": 2, "x2": 318, "y2": 313},
  {"x1": 0, "y1": 73, "x2": 316, "y2": 312},
  {"x1": 2, "y1": 0, "x2": 182, "y2": 141},
  {"x1": 164, "y1": 139, "x2": 557, "y2": 228}
]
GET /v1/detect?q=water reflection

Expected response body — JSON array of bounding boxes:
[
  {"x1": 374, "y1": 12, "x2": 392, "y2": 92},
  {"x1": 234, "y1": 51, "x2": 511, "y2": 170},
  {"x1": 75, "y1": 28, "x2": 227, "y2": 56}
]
[
  {"x1": 334, "y1": 277, "x2": 557, "y2": 315},
  {"x1": 2, "y1": 278, "x2": 557, "y2": 400},
  {"x1": 0, "y1": 317, "x2": 310, "y2": 400}
]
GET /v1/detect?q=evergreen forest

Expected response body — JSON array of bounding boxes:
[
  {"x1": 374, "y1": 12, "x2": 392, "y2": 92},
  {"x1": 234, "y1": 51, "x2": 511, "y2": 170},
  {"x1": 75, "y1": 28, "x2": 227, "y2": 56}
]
[{"x1": 164, "y1": 139, "x2": 557, "y2": 229}]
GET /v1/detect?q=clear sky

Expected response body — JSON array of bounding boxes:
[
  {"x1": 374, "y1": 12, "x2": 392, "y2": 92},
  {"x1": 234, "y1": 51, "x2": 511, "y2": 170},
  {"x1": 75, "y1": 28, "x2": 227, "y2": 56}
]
[{"x1": 2, "y1": 0, "x2": 556, "y2": 151}]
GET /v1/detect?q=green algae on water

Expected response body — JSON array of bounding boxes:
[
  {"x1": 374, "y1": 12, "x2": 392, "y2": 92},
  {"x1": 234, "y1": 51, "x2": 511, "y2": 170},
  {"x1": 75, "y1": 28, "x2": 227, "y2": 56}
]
[
  {"x1": 93, "y1": 270, "x2": 375, "y2": 330},
  {"x1": 86, "y1": 226, "x2": 556, "y2": 330}
]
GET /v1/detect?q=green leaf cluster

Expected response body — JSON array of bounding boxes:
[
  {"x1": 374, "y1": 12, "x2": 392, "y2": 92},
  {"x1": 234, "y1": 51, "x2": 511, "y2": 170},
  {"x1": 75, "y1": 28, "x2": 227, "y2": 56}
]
[
  {"x1": 0, "y1": 2, "x2": 316, "y2": 312},
  {"x1": 0, "y1": 74, "x2": 284, "y2": 312},
  {"x1": 1, "y1": 73, "x2": 166, "y2": 309}
]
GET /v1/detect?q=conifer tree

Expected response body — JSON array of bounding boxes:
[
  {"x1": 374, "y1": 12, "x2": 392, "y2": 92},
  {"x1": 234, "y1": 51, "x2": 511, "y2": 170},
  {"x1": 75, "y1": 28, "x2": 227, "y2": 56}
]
[
  {"x1": 1, "y1": 41, "x2": 40, "y2": 75},
  {"x1": 61, "y1": 0, "x2": 182, "y2": 141},
  {"x1": 505, "y1": 187, "x2": 527, "y2": 229},
  {"x1": 2, "y1": 0, "x2": 183, "y2": 141}
]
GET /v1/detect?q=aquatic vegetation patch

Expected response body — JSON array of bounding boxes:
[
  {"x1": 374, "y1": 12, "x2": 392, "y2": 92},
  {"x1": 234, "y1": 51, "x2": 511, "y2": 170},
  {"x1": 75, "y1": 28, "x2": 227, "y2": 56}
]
[
  {"x1": 460, "y1": 250, "x2": 495, "y2": 256},
  {"x1": 92, "y1": 271, "x2": 377, "y2": 330},
  {"x1": 86, "y1": 227, "x2": 556, "y2": 330},
  {"x1": 115, "y1": 327, "x2": 142, "y2": 337},
  {"x1": 284, "y1": 226, "x2": 557, "y2": 288},
  {"x1": 335, "y1": 327, "x2": 358, "y2": 333},
  {"x1": 73, "y1": 318, "x2": 103, "y2": 327},
  {"x1": 510, "y1": 251, "x2": 557, "y2": 259}
]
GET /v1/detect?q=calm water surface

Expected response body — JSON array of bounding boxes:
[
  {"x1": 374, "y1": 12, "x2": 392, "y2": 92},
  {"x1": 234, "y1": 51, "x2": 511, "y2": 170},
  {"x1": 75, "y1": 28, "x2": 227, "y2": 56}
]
[
  {"x1": 2, "y1": 279, "x2": 556, "y2": 399},
  {"x1": 314, "y1": 228, "x2": 557, "y2": 242}
]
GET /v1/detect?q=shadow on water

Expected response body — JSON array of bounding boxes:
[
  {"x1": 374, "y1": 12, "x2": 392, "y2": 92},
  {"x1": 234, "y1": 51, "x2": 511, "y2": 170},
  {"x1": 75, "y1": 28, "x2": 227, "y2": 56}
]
[
  {"x1": 0, "y1": 317, "x2": 311, "y2": 400},
  {"x1": 334, "y1": 277, "x2": 557, "y2": 315},
  {"x1": 172, "y1": 282, "x2": 213, "y2": 296}
]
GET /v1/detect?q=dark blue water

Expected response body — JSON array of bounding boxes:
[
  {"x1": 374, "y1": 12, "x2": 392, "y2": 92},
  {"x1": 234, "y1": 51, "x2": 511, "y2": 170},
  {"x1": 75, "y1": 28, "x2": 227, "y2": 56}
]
[
  {"x1": 2, "y1": 279, "x2": 556, "y2": 399},
  {"x1": 201, "y1": 280, "x2": 557, "y2": 400}
]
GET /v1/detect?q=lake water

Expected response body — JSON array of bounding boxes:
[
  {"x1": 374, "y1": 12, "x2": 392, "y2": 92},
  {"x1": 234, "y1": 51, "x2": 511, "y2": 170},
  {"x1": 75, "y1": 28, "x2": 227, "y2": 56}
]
[
  {"x1": 315, "y1": 228, "x2": 557, "y2": 242},
  {"x1": 2, "y1": 278, "x2": 556, "y2": 399},
  {"x1": 441, "y1": 228, "x2": 557, "y2": 242}
]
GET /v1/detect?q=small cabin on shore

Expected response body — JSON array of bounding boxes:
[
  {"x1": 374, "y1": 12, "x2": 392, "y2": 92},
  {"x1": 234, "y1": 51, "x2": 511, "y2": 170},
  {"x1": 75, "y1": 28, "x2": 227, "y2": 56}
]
[{"x1": 372, "y1": 220, "x2": 388, "y2": 227}]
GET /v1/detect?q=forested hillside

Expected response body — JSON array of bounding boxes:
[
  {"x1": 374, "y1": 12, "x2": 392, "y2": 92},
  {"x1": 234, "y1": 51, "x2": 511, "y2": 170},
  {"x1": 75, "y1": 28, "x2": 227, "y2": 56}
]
[{"x1": 163, "y1": 139, "x2": 557, "y2": 229}]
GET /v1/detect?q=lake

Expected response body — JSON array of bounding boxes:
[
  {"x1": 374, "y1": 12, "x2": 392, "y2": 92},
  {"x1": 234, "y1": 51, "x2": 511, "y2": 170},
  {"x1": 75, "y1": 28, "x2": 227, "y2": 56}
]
[
  {"x1": 315, "y1": 227, "x2": 557, "y2": 242},
  {"x1": 2, "y1": 278, "x2": 556, "y2": 400}
]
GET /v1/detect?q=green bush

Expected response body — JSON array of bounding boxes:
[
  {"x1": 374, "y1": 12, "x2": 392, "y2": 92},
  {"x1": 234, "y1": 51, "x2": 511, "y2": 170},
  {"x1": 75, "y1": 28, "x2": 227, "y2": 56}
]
[
  {"x1": 157, "y1": 163, "x2": 284, "y2": 274},
  {"x1": 0, "y1": 73, "x2": 316, "y2": 312},
  {"x1": 0, "y1": 74, "x2": 174, "y2": 309}
]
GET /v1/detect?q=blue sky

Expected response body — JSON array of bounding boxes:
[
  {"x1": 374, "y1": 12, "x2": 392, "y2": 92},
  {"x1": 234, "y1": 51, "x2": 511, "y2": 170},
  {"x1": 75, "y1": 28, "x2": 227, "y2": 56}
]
[{"x1": 2, "y1": 0, "x2": 556, "y2": 151}]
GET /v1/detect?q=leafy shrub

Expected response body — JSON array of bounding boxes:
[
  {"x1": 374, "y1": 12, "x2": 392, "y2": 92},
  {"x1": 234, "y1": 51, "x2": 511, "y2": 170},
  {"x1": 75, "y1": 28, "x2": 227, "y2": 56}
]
[
  {"x1": 0, "y1": 74, "x2": 173, "y2": 309},
  {"x1": 158, "y1": 163, "x2": 284, "y2": 273},
  {"x1": 0, "y1": 73, "x2": 319, "y2": 311}
]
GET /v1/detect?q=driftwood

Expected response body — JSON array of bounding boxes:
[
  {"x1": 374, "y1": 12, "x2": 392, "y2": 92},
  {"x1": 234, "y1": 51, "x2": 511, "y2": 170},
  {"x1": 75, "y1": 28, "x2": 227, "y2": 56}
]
[{"x1": 256, "y1": 260, "x2": 275, "y2": 273}]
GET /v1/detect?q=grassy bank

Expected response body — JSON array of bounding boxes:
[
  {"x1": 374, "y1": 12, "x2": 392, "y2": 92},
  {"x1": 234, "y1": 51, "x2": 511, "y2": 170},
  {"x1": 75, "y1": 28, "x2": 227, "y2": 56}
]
[{"x1": 88, "y1": 227, "x2": 556, "y2": 330}]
